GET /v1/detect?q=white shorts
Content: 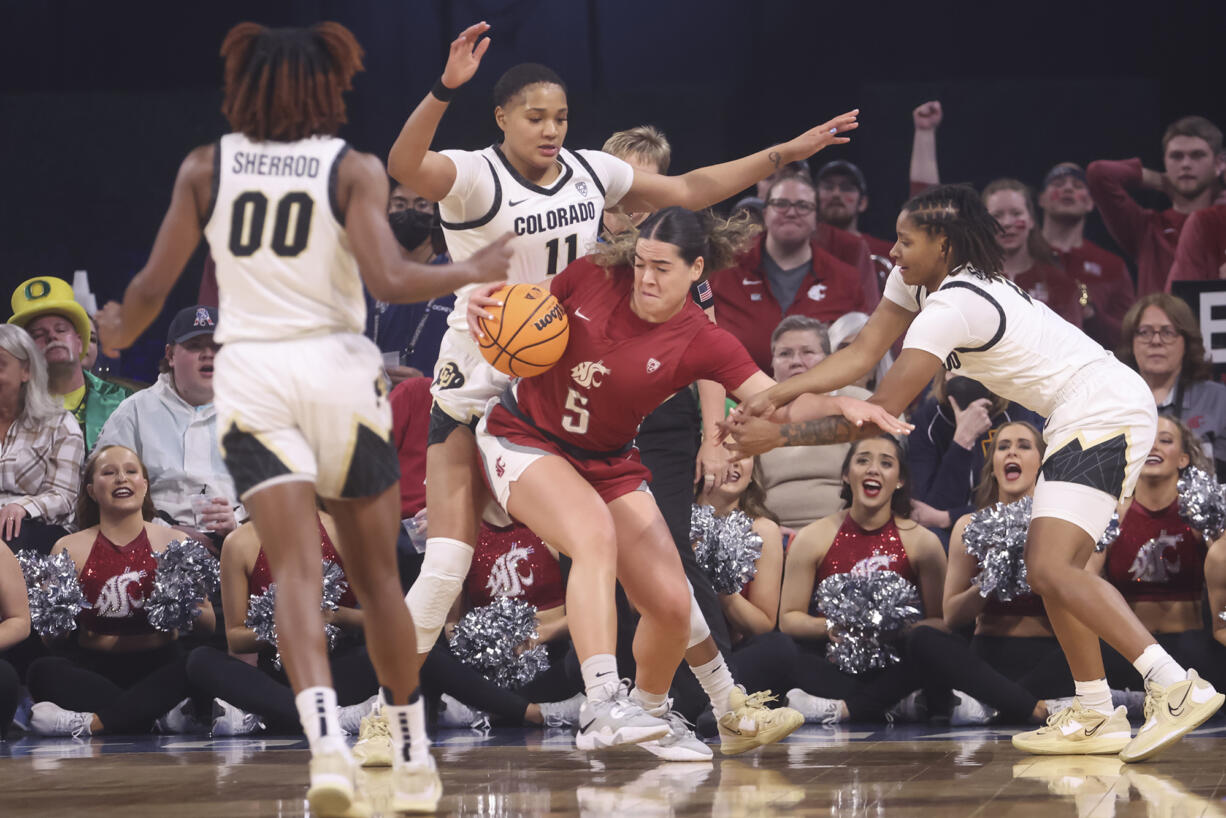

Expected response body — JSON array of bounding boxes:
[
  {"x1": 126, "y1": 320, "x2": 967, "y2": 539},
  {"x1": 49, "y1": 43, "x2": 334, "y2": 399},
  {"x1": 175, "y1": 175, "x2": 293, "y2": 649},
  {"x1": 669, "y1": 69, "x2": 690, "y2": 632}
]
[
  {"x1": 1031, "y1": 358, "x2": 1157, "y2": 539},
  {"x1": 430, "y1": 327, "x2": 511, "y2": 425},
  {"x1": 214, "y1": 334, "x2": 399, "y2": 501}
]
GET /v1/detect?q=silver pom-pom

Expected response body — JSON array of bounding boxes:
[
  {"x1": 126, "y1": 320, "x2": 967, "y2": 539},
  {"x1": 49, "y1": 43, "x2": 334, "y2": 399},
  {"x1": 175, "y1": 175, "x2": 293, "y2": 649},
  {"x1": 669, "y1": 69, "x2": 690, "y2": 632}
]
[
  {"x1": 147, "y1": 538, "x2": 220, "y2": 633},
  {"x1": 815, "y1": 571, "x2": 921, "y2": 675},
  {"x1": 1178, "y1": 466, "x2": 1226, "y2": 542},
  {"x1": 1095, "y1": 511, "x2": 1121, "y2": 553},
  {"x1": 691, "y1": 505, "x2": 763, "y2": 595},
  {"x1": 449, "y1": 596, "x2": 549, "y2": 688},
  {"x1": 244, "y1": 559, "x2": 351, "y2": 668},
  {"x1": 19, "y1": 550, "x2": 88, "y2": 639},
  {"x1": 962, "y1": 496, "x2": 1033, "y2": 601}
]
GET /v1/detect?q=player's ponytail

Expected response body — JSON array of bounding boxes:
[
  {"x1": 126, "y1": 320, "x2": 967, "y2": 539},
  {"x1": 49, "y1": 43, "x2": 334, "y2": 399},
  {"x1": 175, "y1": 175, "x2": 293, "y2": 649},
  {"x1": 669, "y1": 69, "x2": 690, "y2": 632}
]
[
  {"x1": 593, "y1": 206, "x2": 758, "y2": 274},
  {"x1": 901, "y1": 184, "x2": 1005, "y2": 281}
]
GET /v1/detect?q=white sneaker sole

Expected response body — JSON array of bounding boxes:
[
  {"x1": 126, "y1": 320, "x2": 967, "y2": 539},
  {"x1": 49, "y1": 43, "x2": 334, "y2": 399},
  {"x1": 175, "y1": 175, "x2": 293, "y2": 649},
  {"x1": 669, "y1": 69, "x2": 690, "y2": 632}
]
[
  {"x1": 638, "y1": 741, "x2": 714, "y2": 762},
  {"x1": 1119, "y1": 691, "x2": 1225, "y2": 763},
  {"x1": 575, "y1": 723, "x2": 670, "y2": 751},
  {"x1": 307, "y1": 774, "x2": 354, "y2": 817}
]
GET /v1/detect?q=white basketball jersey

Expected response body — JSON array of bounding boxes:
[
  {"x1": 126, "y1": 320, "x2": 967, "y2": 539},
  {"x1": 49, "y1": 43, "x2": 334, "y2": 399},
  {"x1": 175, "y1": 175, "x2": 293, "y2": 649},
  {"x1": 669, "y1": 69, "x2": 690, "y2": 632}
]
[
  {"x1": 203, "y1": 133, "x2": 362, "y2": 344},
  {"x1": 886, "y1": 266, "x2": 1111, "y2": 418},
  {"x1": 437, "y1": 145, "x2": 634, "y2": 332}
]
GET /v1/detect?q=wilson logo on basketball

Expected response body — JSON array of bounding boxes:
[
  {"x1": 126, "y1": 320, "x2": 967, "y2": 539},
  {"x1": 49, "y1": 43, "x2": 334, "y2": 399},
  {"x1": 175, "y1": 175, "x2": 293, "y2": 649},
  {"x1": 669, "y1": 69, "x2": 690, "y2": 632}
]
[
  {"x1": 532, "y1": 304, "x2": 565, "y2": 332},
  {"x1": 571, "y1": 360, "x2": 611, "y2": 388}
]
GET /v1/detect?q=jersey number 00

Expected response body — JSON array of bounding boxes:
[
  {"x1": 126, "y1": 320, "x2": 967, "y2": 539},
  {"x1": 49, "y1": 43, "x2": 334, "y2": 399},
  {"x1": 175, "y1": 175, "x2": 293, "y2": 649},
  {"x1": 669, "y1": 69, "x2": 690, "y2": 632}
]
[{"x1": 228, "y1": 190, "x2": 314, "y2": 258}]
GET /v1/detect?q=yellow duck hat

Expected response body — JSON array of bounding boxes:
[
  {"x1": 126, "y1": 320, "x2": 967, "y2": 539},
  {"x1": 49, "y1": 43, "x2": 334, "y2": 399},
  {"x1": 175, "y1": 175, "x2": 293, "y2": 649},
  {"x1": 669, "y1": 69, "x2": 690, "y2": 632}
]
[{"x1": 8, "y1": 276, "x2": 92, "y2": 359}]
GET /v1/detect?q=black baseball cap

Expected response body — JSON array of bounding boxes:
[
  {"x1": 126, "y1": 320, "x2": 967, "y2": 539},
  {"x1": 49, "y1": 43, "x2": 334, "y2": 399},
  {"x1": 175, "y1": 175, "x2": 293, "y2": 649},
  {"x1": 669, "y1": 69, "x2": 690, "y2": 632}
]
[
  {"x1": 167, "y1": 305, "x2": 218, "y2": 345},
  {"x1": 815, "y1": 160, "x2": 868, "y2": 194},
  {"x1": 1041, "y1": 163, "x2": 1087, "y2": 191}
]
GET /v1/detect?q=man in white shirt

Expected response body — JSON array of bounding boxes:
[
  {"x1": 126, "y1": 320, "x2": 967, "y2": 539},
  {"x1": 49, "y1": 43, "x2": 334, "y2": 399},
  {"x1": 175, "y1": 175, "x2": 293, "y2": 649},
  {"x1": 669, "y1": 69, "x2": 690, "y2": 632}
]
[{"x1": 96, "y1": 305, "x2": 240, "y2": 549}]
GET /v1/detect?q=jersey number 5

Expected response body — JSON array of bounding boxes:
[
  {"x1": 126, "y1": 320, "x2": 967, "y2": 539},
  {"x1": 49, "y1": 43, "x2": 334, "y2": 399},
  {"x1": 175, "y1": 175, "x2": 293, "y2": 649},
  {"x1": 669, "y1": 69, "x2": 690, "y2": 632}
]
[
  {"x1": 229, "y1": 191, "x2": 314, "y2": 258},
  {"x1": 545, "y1": 234, "x2": 579, "y2": 277},
  {"x1": 561, "y1": 388, "x2": 590, "y2": 435}
]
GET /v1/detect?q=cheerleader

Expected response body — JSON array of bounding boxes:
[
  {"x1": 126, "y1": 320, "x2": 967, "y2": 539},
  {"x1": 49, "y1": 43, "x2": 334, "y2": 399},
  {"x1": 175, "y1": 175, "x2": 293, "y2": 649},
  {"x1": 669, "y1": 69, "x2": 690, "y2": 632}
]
[
  {"x1": 780, "y1": 436, "x2": 948, "y2": 724},
  {"x1": 27, "y1": 445, "x2": 214, "y2": 735},
  {"x1": 0, "y1": 541, "x2": 29, "y2": 738}
]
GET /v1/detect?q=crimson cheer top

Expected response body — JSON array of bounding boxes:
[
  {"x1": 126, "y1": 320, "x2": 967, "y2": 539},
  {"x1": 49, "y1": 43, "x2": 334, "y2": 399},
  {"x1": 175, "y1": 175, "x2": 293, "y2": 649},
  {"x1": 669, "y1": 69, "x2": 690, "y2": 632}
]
[
  {"x1": 78, "y1": 528, "x2": 158, "y2": 636},
  {"x1": 487, "y1": 258, "x2": 760, "y2": 458},
  {"x1": 809, "y1": 515, "x2": 917, "y2": 617},
  {"x1": 1106, "y1": 500, "x2": 1206, "y2": 603},
  {"x1": 466, "y1": 523, "x2": 565, "y2": 610},
  {"x1": 249, "y1": 517, "x2": 360, "y2": 608}
]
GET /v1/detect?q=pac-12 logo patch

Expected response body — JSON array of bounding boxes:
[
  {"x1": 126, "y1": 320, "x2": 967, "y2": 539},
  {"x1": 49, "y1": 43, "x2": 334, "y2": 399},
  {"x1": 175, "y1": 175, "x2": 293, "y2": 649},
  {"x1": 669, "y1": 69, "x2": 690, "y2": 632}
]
[
  {"x1": 575, "y1": 181, "x2": 588, "y2": 197},
  {"x1": 434, "y1": 362, "x2": 465, "y2": 390}
]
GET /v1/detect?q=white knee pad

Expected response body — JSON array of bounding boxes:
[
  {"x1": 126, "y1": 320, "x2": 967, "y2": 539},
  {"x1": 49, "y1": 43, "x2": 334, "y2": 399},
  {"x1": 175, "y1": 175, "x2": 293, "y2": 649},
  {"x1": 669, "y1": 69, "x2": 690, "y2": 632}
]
[
  {"x1": 405, "y1": 537, "x2": 474, "y2": 653},
  {"x1": 687, "y1": 581, "x2": 711, "y2": 649}
]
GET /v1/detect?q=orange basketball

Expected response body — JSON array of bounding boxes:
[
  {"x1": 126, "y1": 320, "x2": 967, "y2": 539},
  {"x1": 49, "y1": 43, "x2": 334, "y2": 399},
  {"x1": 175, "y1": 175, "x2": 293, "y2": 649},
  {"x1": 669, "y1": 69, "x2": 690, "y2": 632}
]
[{"x1": 476, "y1": 283, "x2": 570, "y2": 377}]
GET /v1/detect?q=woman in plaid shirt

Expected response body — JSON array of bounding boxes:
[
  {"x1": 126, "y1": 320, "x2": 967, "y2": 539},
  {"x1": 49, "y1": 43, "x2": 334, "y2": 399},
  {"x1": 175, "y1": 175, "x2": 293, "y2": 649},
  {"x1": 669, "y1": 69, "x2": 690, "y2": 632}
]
[{"x1": 0, "y1": 325, "x2": 84, "y2": 555}]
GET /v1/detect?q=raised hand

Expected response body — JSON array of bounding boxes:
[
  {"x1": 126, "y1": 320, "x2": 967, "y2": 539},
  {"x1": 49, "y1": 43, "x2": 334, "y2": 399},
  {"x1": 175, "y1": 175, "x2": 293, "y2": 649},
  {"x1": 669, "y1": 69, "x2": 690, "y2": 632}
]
[
  {"x1": 95, "y1": 301, "x2": 125, "y2": 357},
  {"x1": 781, "y1": 110, "x2": 860, "y2": 163},
  {"x1": 949, "y1": 396, "x2": 993, "y2": 449},
  {"x1": 913, "y1": 101, "x2": 942, "y2": 131},
  {"x1": 441, "y1": 22, "x2": 493, "y2": 90}
]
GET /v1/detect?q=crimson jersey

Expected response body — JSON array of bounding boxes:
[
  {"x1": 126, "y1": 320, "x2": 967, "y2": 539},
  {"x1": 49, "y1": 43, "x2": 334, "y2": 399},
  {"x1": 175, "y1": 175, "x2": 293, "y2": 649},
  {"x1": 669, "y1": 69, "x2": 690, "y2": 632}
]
[
  {"x1": 494, "y1": 257, "x2": 759, "y2": 453},
  {"x1": 249, "y1": 517, "x2": 359, "y2": 608},
  {"x1": 465, "y1": 523, "x2": 565, "y2": 610},
  {"x1": 1106, "y1": 500, "x2": 1205, "y2": 602},
  {"x1": 78, "y1": 528, "x2": 158, "y2": 636},
  {"x1": 1055, "y1": 240, "x2": 1134, "y2": 349},
  {"x1": 809, "y1": 515, "x2": 917, "y2": 617}
]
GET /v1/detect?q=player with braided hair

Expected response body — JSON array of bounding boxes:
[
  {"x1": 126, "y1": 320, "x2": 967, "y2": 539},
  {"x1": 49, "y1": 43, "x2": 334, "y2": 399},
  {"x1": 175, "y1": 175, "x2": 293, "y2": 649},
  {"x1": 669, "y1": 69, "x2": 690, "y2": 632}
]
[{"x1": 727, "y1": 183, "x2": 1223, "y2": 762}]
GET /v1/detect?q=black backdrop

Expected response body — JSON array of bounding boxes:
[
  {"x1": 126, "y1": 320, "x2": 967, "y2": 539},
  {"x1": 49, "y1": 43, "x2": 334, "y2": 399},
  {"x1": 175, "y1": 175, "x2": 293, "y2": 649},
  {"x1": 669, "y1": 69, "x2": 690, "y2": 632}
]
[{"x1": 2, "y1": 0, "x2": 1222, "y2": 379}]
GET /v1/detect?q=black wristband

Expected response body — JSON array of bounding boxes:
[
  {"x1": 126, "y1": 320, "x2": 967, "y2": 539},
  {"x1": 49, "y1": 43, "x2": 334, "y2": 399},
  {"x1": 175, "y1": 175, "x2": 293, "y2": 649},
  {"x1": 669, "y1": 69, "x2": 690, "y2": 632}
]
[{"x1": 431, "y1": 79, "x2": 457, "y2": 102}]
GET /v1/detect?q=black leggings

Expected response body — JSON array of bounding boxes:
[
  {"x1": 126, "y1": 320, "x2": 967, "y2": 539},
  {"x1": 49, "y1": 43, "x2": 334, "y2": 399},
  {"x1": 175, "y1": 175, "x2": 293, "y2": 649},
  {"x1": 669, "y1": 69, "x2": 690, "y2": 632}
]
[
  {"x1": 420, "y1": 638, "x2": 580, "y2": 724},
  {"x1": 671, "y1": 632, "x2": 798, "y2": 723},
  {"x1": 185, "y1": 644, "x2": 379, "y2": 732},
  {"x1": 27, "y1": 642, "x2": 189, "y2": 733},
  {"x1": 793, "y1": 638, "x2": 921, "y2": 721},
  {"x1": 0, "y1": 657, "x2": 19, "y2": 739},
  {"x1": 969, "y1": 633, "x2": 1072, "y2": 699}
]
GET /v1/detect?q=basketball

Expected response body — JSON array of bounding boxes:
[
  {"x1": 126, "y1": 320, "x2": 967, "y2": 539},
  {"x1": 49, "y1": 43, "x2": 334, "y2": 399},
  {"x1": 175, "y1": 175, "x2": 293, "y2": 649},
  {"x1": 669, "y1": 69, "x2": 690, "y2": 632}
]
[{"x1": 476, "y1": 283, "x2": 570, "y2": 377}]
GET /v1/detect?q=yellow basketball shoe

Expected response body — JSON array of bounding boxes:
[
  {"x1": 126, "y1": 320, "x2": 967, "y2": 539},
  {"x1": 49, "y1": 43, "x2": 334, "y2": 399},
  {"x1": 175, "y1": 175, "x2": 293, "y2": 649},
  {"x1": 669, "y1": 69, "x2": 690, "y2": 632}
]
[
  {"x1": 391, "y1": 754, "x2": 443, "y2": 814},
  {"x1": 352, "y1": 713, "x2": 393, "y2": 768},
  {"x1": 717, "y1": 687, "x2": 805, "y2": 755},
  {"x1": 1118, "y1": 669, "x2": 1224, "y2": 763},
  {"x1": 307, "y1": 750, "x2": 369, "y2": 817},
  {"x1": 1011, "y1": 704, "x2": 1132, "y2": 755}
]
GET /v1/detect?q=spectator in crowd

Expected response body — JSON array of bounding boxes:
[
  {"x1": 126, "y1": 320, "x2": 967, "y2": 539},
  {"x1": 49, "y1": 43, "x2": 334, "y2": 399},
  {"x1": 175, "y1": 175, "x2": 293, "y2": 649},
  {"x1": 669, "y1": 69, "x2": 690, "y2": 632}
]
[
  {"x1": 0, "y1": 540, "x2": 30, "y2": 739},
  {"x1": 1118, "y1": 293, "x2": 1226, "y2": 480},
  {"x1": 815, "y1": 159, "x2": 896, "y2": 282},
  {"x1": 827, "y1": 313, "x2": 894, "y2": 392},
  {"x1": 95, "y1": 305, "x2": 240, "y2": 550},
  {"x1": 1037, "y1": 163, "x2": 1136, "y2": 349},
  {"x1": 1088, "y1": 115, "x2": 1226, "y2": 296},
  {"x1": 757, "y1": 316, "x2": 870, "y2": 530},
  {"x1": 365, "y1": 181, "x2": 455, "y2": 386},
  {"x1": 754, "y1": 160, "x2": 812, "y2": 200},
  {"x1": 601, "y1": 125, "x2": 672, "y2": 237},
  {"x1": 982, "y1": 179, "x2": 1082, "y2": 326},
  {"x1": 908, "y1": 371, "x2": 1044, "y2": 536},
  {"x1": 8, "y1": 276, "x2": 132, "y2": 450},
  {"x1": 711, "y1": 175, "x2": 869, "y2": 371},
  {"x1": 1167, "y1": 203, "x2": 1226, "y2": 285},
  {"x1": 0, "y1": 325, "x2": 84, "y2": 555}
]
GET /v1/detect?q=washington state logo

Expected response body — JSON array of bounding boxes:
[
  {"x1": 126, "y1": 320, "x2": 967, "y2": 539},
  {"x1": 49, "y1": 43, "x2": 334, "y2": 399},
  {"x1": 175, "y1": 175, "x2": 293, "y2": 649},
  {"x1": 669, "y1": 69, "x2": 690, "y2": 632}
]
[
  {"x1": 495, "y1": 457, "x2": 506, "y2": 478},
  {"x1": 571, "y1": 360, "x2": 611, "y2": 388},
  {"x1": 94, "y1": 569, "x2": 147, "y2": 618},
  {"x1": 850, "y1": 554, "x2": 893, "y2": 577},
  {"x1": 486, "y1": 544, "x2": 536, "y2": 599},
  {"x1": 1128, "y1": 532, "x2": 1183, "y2": 583}
]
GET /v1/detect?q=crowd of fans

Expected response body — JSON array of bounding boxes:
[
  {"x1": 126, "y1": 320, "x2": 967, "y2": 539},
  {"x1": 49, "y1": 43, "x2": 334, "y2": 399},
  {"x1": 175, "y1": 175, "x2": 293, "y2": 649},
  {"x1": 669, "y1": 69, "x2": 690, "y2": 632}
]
[{"x1": 2, "y1": 101, "x2": 1226, "y2": 741}]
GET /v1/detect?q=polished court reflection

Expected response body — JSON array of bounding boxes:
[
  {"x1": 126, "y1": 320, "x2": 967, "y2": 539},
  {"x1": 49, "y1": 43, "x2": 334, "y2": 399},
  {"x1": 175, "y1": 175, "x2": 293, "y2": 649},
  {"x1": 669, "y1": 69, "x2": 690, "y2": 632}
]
[{"x1": 3, "y1": 724, "x2": 1226, "y2": 816}]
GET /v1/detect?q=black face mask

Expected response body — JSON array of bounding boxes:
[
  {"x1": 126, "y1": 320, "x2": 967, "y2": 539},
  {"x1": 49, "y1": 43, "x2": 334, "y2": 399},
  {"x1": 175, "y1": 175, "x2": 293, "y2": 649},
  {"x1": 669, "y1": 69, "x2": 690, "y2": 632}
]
[{"x1": 389, "y1": 208, "x2": 435, "y2": 251}]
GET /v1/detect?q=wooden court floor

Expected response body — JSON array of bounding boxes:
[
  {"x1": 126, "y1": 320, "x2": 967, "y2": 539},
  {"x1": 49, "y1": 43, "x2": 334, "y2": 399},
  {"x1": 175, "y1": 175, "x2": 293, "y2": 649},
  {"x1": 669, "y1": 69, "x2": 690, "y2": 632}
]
[{"x1": 3, "y1": 723, "x2": 1226, "y2": 816}]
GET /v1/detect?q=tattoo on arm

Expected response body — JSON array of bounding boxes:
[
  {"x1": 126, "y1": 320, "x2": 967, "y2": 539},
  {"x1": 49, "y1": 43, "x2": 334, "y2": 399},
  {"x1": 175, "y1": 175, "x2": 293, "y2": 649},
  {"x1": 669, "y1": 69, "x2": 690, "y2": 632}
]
[
  {"x1": 768, "y1": 150, "x2": 781, "y2": 170},
  {"x1": 779, "y1": 416, "x2": 858, "y2": 446}
]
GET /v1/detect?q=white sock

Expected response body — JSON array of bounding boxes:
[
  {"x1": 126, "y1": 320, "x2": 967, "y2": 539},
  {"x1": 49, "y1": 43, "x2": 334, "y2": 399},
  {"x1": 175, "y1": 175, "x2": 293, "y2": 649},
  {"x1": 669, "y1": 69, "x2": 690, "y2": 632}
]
[
  {"x1": 1132, "y1": 643, "x2": 1186, "y2": 688},
  {"x1": 1074, "y1": 678, "x2": 1113, "y2": 716},
  {"x1": 690, "y1": 654, "x2": 736, "y2": 718},
  {"x1": 630, "y1": 687, "x2": 668, "y2": 714},
  {"x1": 383, "y1": 687, "x2": 430, "y2": 767},
  {"x1": 580, "y1": 654, "x2": 620, "y2": 699},
  {"x1": 295, "y1": 686, "x2": 347, "y2": 756}
]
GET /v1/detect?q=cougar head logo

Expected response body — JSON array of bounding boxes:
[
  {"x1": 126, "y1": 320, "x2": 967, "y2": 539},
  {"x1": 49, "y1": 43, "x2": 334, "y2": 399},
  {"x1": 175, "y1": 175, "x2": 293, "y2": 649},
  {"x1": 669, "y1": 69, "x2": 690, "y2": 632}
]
[{"x1": 571, "y1": 360, "x2": 612, "y2": 389}]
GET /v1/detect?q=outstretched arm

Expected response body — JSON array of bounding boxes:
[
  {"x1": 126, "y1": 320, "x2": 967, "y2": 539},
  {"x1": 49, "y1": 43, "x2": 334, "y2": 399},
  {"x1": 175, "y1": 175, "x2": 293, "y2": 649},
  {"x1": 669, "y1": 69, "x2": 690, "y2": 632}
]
[
  {"x1": 96, "y1": 145, "x2": 212, "y2": 355},
  {"x1": 617, "y1": 110, "x2": 859, "y2": 213},
  {"x1": 386, "y1": 22, "x2": 492, "y2": 201},
  {"x1": 910, "y1": 101, "x2": 942, "y2": 188}
]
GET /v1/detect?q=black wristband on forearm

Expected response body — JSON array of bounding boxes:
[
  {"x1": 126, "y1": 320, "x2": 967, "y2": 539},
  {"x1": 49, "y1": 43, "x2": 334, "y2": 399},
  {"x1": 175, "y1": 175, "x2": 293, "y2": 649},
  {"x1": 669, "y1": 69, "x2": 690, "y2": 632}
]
[{"x1": 431, "y1": 79, "x2": 456, "y2": 102}]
